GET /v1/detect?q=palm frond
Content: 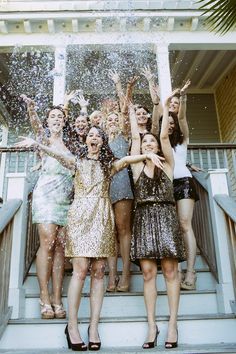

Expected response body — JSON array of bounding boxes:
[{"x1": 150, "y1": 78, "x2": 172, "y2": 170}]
[{"x1": 196, "y1": 0, "x2": 236, "y2": 34}]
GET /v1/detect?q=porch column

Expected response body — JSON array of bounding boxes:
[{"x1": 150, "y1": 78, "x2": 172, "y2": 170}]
[
  {"x1": 155, "y1": 44, "x2": 172, "y2": 102},
  {"x1": 53, "y1": 46, "x2": 67, "y2": 105}
]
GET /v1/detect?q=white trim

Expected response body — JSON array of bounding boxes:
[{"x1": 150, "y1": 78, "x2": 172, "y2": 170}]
[
  {"x1": 53, "y1": 46, "x2": 67, "y2": 105},
  {"x1": 0, "y1": 125, "x2": 9, "y2": 199}
]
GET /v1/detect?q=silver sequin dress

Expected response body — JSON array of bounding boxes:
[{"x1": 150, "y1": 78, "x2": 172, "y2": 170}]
[
  {"x1": 130, "y1": 169, "x2": 186, "y2": 263},
  {"x1": 32, "y1": 155, "x2": 74, "y2": 226},
  {"x1": 66, "y1": 158, "x2": 116, "y2": 258}
]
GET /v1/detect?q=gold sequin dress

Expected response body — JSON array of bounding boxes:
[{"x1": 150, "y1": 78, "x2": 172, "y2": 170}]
[{"x1": 66, "y1": 158, "x2": 116, "y2": 258}]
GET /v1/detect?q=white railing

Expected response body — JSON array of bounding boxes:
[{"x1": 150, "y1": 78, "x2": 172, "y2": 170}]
[{"x1": 0, "y1": 199, "x2": 22, "y2": 338}]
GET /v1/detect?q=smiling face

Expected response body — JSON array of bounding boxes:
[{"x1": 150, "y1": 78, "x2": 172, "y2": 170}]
[
  {"x1": 46, "y1": 108, "x2": 65, "y2": 134},
  {"x1": 169, "y1": 96, "x2": 180, "y2": 114},
  {"x1": 141, "y1": 133, "x2": 159, "y2": 155},
  {"x1": 90, "y1": 111, "x2": 104, "y2": 127},
  {"x1": 168, "y1": 115, "x2": 175, "y2": 135},
  {"x1": 106, "y1": 113, "x2": 119, "y2": 133},
  {"x1": 86, "y1": 127, "x2": 103, "y2": 155},
  {"x1": 135, "y1": 107, "x2": 149, "y2": 126},
  {"x1": 75, "y1": 115, "x2": 89, "y2": 136}
]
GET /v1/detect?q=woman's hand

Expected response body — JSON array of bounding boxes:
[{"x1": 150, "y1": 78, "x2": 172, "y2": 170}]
[
  {"x1": 108, "y1": 69, "x2": 121, "y2": 84},
  {"x1": 180, "y1": 79, "x2": 191, "y2": 95},
  {"x1": 78, "y1": 94, "x2": 89, "y2": 108},
  {"x1": 140, "y1": 65, "x2": 154, "y2": 82},
  {"x1": 127, "y1": 75, "x2": 139, "y2": 87},
  {"x1": 164, "y1": 88, "x2": 181, "y2": 107},
  {"x1": 146, "y1": 153, "x2": 165, "y2": 169},
  {"x1": 20, "y1": 95, "x2": 36, "y2": 111},
  {"x1": 14, "y1": 136, "x2": 38, "y2": 149}
]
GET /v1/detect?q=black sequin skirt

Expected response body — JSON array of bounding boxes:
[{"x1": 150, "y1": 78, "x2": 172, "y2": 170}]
[
  {"x1": 130, "y1": 202, "x2": 186, "y2": 264},
  {"x1": 173, "y1": 177, "x2": 199, "y2": 202}
]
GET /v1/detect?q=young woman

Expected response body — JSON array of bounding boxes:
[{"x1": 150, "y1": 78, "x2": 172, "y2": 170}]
[
  {"x1": 129, "y1": 94, "x2": 185, "y2": 349},
  {"x1": 16, "y1": 126, "x2": 164, "y2": 351},
  {"x1": 168, "y1": 80, "x2": 199, "y2": 290},
  {"x1": 105, "y1": 111, "x2": 134, "y2": 292},
  {"x1": 20, "y1": 95, "x2": 74, "y2": 320}
]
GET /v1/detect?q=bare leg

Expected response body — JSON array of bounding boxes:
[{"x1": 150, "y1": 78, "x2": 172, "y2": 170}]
[
  {"x1": 67, "y1": 257, "x2": 89, "y2": 343},
  {"x1": 161, "y1": 258, "x2": 180, "y2": 344},
  {"x1": 51, "y1": 226, "x2": 66, "y2": 305},
  {"x1": 114, "y1": 200, "x2": 133, "y2": 289},
  {"x1": 140, "y1": 259, "x2": 158, "y2": 345},
  {"x1": 177, "y1": 199, "x2": 197, "y2": 284},
  {"x1": 106, "y1": 256, "x2": 118, "y2": 291},
  {"x1": 36, "y1": 223, "x2": 58, "y2": 305},
  {"x1": 89, "y1": 259, "x2": 106, "y2": 345}
]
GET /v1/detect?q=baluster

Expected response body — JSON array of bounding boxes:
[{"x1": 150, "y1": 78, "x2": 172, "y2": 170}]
[
  {"x1": 199, "y1": 149, "x2": 204, "y2": 169},
  {"x1": 215, "y1": 148, "x2": 220, "y2": 169},
  {"x1": 207, "y1": 150, "x2": 212, "y2": 169}
]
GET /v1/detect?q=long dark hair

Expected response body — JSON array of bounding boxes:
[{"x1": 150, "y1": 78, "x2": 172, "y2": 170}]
[
  {"x1": 78, "y1": 126, "x2": 115, "y2": 177},
  {"x1": 141, "y1": 132, "x2": 163, "y2": 179},
  {"x1": 159, "y1": 111, "x2": 184, "y2": 149},
  {"x1": 43, "y1": 105, "x2": 77, "y2": 153}
]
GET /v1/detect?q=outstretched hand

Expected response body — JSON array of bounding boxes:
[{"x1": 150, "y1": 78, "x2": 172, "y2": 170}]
[
  {"x1": 146, "y1": 153, "x2": 165, "y2": 169},
  {"x1": 127, "y1": 75, "x2": 139, "y2": 87},
  {"x1": 64, "y1": 90, "x2": 79, "y2": 105},
  {"x1": 108, "y1": 69, "x2": 120, "y2": 84},
  {"x1": 180, "y1": 79, "x2": 191, "y2": 95},
  {"x1": 20, "y1": 95, "x2": 35, "y2": 111},
  {"x1": 78, "y1": 94, "x2": 89, "y2": 108},
  {"x1": 164, "y1": 88, "x2": 180, "y2": 107},
  {"x1": 14, "y1": 136, "x2": 38, "y2": 149},
  {"x1": 140, "y1": 66, "x2": 154, "y2": 82}
]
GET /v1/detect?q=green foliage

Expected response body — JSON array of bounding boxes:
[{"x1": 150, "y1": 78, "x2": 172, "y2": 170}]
[{"x1": 197, "y1": 0, "x2": 236, "y2": 34}]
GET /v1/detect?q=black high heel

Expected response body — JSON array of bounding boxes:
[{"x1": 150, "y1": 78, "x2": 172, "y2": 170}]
[
  {"x1": 165, "y1": 328, "x2": 178, "y2": 349},
  {"x1": 142, "y1": 325, "x2": 160, "y2": 349},
  {"x1": 88, "y1": 325, "x2": 101, "y2": 351},
  {"x1": 65, "y1": 325, "x2": 87, "y2": 351}
]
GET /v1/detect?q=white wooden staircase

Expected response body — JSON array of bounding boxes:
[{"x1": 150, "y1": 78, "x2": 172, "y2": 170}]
[{"x1": 0, "y1": 253, "x2": 236, "y2": 353}]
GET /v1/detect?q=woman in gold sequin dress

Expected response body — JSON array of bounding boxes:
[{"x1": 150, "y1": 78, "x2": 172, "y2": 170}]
[
  {"x1": 129, "y1": 92, "x2": 186, "y2": 350},
  {"x1": 17, "y1": 126, "x2": 164, "y2": 351}
]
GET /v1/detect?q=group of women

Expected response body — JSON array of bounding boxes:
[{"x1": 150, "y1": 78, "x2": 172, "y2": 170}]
[{"x1": 17, "y1": 66, "x2": 199, "y2": 351}]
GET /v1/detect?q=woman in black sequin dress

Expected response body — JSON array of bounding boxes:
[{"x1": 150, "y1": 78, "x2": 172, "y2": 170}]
[{"x1": 129, "y1": 92, "x2": 186, "y2": 349}]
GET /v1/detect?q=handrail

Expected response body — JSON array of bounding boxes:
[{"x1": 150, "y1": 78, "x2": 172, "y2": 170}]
[
  {"x1": 0, "y1": 199, "x2": 22, "y2": 233},
  {"x1": 214, "y1": 194, "x2": 236, "y2": 223},
  {"x1": 189, "y1": 143, "x2": 236, "y2": 149}
]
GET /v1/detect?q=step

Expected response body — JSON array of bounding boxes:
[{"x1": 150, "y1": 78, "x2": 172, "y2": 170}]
[
  {"x1": 28, "y1": 254, "x2": 209, "y2": 274},
  {"x1": 1, "y1": 343, "x2": 236, "y2": 354},
  {"x1": 24, "y1": 290, "x2": 218, "y2": 319},
  {"x1": 0, "y1": 315, "x2": 236, "y2": 349},
  {"x1": 23, "y1": 269, "x2": 216, "y2": 295}
]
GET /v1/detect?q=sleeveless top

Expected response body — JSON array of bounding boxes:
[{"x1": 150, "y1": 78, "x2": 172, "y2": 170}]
[{"x1": 172, "y1": 143, "x2": 192, "y2": 179}]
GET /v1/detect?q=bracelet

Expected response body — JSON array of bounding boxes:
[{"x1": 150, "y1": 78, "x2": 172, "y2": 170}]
[{"x1": 153, "y1": 103, "x2": 159, "y2": 106}]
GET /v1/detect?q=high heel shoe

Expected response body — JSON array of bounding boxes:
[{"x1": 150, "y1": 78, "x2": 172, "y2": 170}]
[
  {"x1": 181, "y1": 270, "x2": 197, "y2": 290},
  {"x1": 65, "y1": 325, "x2": 87, "y2": 351},
  {"x1": 165, "y1": 328, "x2": 178, "y2": 349},
  {"x1": 88, "y1": 326, "x2": 101, "y2": 351},
  {"x1": 142, "y1": 325, "x2": 160, "y2": 349}
]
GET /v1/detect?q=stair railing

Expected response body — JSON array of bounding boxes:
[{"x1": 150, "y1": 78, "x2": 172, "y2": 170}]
[
  {"x1": 0, "y1": 199, "x2": 22, "y2": 339},
  {"x1": 192, "y1": 169, "x2": 235, "y2": 314},
  {"x1": 214, "y1": 194, "x2": 236, "y2": 315}
]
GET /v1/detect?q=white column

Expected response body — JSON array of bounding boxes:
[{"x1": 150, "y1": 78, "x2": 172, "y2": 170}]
[
  {"x1": 53, "y1": 46, "x2": 67, "y2": 105},
  {"x1": 155, "y1": 44, "x2": 172, "y2": 102},
  {"x1": 7, "y1": 172, "x2": 30, "y2": 318},
  {"x1": 206, "y1": 169, "x2": 235, "y2": 313},
  {"x1": 0, "y1": 124, "x2": 9, "y2": 200}
]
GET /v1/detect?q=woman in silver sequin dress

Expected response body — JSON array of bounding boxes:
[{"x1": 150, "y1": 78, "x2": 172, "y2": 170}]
[
  {"x1": 129, "y1": 93, "x2": 186, "y2": 349},
  {"x1": 16, "y1": 126, "x2": 164, "y2": 350},
  {"x1": 20, "y1": 96, "x2": 74, "y2": 320}
]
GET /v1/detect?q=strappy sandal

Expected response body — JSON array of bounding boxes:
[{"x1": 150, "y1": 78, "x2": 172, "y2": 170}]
[
  {"x1": 39, "y1": 300, "x2": 54, "y2": 319},
  {"x1": 52, "y1": 303, "x2": 66, "y2": 319},
  {"x1": 181, "y1": 270, "x2": 197, "y2": 290}
]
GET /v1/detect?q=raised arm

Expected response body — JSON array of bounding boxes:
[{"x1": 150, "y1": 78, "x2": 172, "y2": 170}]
[
  {"x1": 140, "y1": 66, "x2": 162, "y2": 135},
  {"x1": 108, "y1": 69, "x2": 125, "y2": 109},
  {"x1": 20, "y1": 95, "x2": 45, "y2": 137},
  {"x1": 122, "y1": 76, "x2": 139, "y2": 115},
  {"x1": 178, "y1": 79, "x2": 191, "y2": 143},
  {"x1": 161, "y1": 94, "x2": 175, "y2": 173},
  {"x1": 15, "y1": 136, "x2": 76, "y2": 170},
  {"x1": 63, "y1": 90, "x2": 78, "y2": 118}
]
